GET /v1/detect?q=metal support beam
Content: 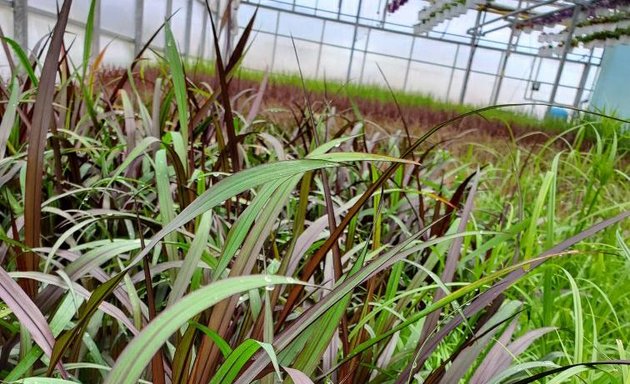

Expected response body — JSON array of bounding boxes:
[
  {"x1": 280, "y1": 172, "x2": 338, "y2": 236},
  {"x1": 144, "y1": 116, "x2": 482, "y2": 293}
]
[
  {"x1": 480, "y1": 2, "x2": 576, "y2": 36},
  {"x1": 403, "y1": 36, "x2": 416, "y2": 92},
  {"x1": 480, "y1": 17, "x2": 519, "y2": 36},
  {"x1": 490, "y1": 0, "x2": 522, "y2": 104},
  {"x1": 270, "y1": 11, "x2": 281, "y2": 72},
  {"x1": 459, "y1": 8, "x2": 484, "y2": 104},
  {"x1": 134, "y1": 0, "x2": 144, "y2": 55},
  {"x1": 446, "y1": 44, "x2": 460, "y2": 100},
  {"x1": 185, "y1": 0, "x2": 193, "y2": 56},
  {"x1": 240, "y1": 0, "x2": 593, "y2": 64},
  {"x1": 468, "y1": 0, "x2": 558, "y2": 35},
  {"x1": 346, "y1": 0, "x2": 363, "y2": 83},
  {"x1": 92, "y1": 0, "x2": 101, "y2": 57},
  {"x1": 547, "y1": 5, "x2": 580, "y2": 113},
  {"x1": 200, "y1": 10, "x2": 208, "y2": 58},
  {"x1": 224, "y1": 0, "x2": 233, "y2": 56},
  {"x1": 572, "y1": 48, "x2": 594, "y2": 109},
  {"x1": 520, "y1": 3, "x2": 575, "y2": 26},
  {"x1": 165, "y1": 0, "x2": 173, "y2": 49},
  {"x1": 359, "y1": 28, "x2": 371, "y2": 83},
  {"x1": 13, "y1": 0, "x2": 28, "y2": 49},
  {"x1": 315, "y1": 20, "x2": 327, "y2": 79},
  {"x1": 380, "y1": 0, "x2": 388, "y2": 27},
  {"x1": 489, "y1": 35, "x2": 514, "y2": 104}
]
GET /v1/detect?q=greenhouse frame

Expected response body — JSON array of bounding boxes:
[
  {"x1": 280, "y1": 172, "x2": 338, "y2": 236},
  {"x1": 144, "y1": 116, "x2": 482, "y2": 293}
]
[{"x1": 1, "y1": 0, "x2": 628, "y2": 116}]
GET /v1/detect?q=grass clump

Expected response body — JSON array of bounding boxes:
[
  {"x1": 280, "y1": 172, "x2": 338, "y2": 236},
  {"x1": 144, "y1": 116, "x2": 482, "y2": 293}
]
[
  {"x1": 189, "y1": 59, "x2": 571, "y2": 133},
  {"x1": 0, "y1": 3, "x2": 628, "y2": 384}
]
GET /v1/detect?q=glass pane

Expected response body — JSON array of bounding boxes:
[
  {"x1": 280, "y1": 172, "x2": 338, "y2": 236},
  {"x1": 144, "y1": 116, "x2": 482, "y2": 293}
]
[
  {"x1": 361, "y1": 53, "x2": 407, "y2": 89},
  {"x1": 471, "y1": 48, "x2": 501, "y2": 75},
  {"x1": 367, "y1": 29, "x2": 411, "y2": 59},
  {"x1": 407, "y1": 62, "x2": 453, "y2": 100},
  {"x1": 412, "y1": 38, "x2": 457, "y2": 67},
  {"x1": 143, "y1": 1, "x2": 167, "y2": 49},
  {"x1": 317, "y1": 46, "x2": 350, "y2": 81},
  {"x1": 463, "y1": 72, "x2": 495, "y2": 105},
  {"x1": 241, "y1": 32, "x2": 275, "y2": 71},
  {"x1": 278, "y1": 13, "x2": 323, "y2": 42},
  {"x1": 101, "y1": 0, "x2": 135, "y2": 38}
]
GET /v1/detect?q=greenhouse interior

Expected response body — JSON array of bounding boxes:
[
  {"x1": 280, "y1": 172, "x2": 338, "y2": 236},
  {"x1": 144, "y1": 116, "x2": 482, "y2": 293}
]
[
  {"x1": 2, "y1": 0, "x2": 630, "y2": 116},
  {"x1": 0, "y1": 0, "x2": 628, "y2": 383}
]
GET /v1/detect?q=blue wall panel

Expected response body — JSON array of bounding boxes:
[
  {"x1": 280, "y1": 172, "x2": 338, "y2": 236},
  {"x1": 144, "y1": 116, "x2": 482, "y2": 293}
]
[{"x1": 590, "y1": 45, "x2": 630, "y2": 118}]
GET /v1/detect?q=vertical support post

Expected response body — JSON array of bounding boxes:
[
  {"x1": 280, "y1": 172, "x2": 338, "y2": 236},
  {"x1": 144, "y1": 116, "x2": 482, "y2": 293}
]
[
  {"x1": 402, "y1": 36, "x2": 416, "y2": 92},
  {"x1": 346, "y1": 0, "x2": 363, "y2": 83},
  {"x1": 490, "y1": 0, "x2": 522, "y2": 105},
  {"x1": 380, "y1": 0, "x2": 388, "y2": 27},
  {"x1": 165, "y1": 0, "x2": 173, "y2": 49},
  {"x1": 547, "y1": 5, "x2": 580, "y2": 113},
  {"x1": 270, "y1": 11, "x2": 281, "y2": 72},
  {"x1": 224, "y1": 0, "x2": 232, "y2": 57},
  {"x1": 459, "y1": 7, "x2": 483, "y2": 104},
  {"x1": 524, "y1": 55, "x2": 540, "y2": 100},
  {"x1": 315, "y1": 20, "x2": 327, "y2": 79},
  {"x1": 446, "y1": 44, "x2": 460, "y2": 100},
  {"x1": 359, "y1": 28, "x2": 370, "y2": 84},
  {"x1": 200, "y1": 8, "x2": 208, "y2": 58},
  {"x1": 185, "y1": 0, "x2": 193, "y2": 56},
  {"x1": 13, "y1": 0, "x2": 28, "y2": 49},
  {"x1": 572, "y1": 48, "x2": 594, "y2": 110},
  {"x1": 135, "y1": 0, "x2": 144, "y2": 55},
  {"x1": 92, "y1": 0, "x2": 101, "y2": 57},
  {"x1": 208, "y1": 0, "x2": 217, "y2": 62}
]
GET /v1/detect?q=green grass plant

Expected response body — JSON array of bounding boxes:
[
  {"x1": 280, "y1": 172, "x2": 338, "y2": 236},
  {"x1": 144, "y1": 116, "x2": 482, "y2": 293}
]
[{"x1": 189, "y1": 59, "x2": 569, "y2": 132}]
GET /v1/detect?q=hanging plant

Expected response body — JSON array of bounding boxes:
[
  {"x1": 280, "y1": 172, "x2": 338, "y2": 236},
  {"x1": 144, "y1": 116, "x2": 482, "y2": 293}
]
[
  {"x1": 573, "y1": 11, "x2": 630, "y2": 35},
  {"x1": 415, "y1": 0, "x2": 477, "y2": 33},
  {"x1": 387, "y1": 0, "x2": 410, "y2": 13},
  {"x1": 577, "y1": 26, "x2": 630, "y2": 47},
  {"x1": 415, "y1": 0, "x2": 485, "y2": 33},
  {"x1": 528, "y1": 0, "x2": 630, "y2": 56},
  {"x1": 518, "y1": 0, "x2": 630, "y2": 31}
]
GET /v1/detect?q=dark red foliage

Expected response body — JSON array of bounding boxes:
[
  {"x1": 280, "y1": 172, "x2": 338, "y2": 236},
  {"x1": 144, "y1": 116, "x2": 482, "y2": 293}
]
[{"x1": 98, "y1": 67, "x2": 560, "y2": 147}]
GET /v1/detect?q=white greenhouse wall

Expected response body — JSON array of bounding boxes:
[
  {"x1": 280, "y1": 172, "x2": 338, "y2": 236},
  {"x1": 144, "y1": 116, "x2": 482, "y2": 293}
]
[{"x1": 0, "y1": 0, "x2": 608, "y2": 117}]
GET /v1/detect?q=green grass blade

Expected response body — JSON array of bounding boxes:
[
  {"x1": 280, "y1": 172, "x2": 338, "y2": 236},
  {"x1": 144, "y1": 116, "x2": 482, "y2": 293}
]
[
  {"x1": 169, "y1": 211, "x2": 212, "y2": 305},
  {"x1": 1, "y1": 37, "x2": 38, "y2": 86},
  {"x1": 105, "y1": 137, "x2": 160, "y2": 187},
  {"x1": 238, "y1": 229, "x2": 483, "y2": 382},
  {"x1": 308, "y1": 152, "x2": 418, "y2": 165},
  {"x1": 523, "y1": 169, "x2": 555, "y2": 259},
  {"x1": 617, "y1": 230, "x2": 630, "y2": 262},
  {"x1": 104, "y1": 275, "x2": 301, "y2": 384},
  {"x1": 155, "y1": 149, "x2": 178, "y2": 265},
  {"x1": 562, "y1": 268, "x2": 584, "y2": 364},
  {"x1": 82, "y1": 0, "x2": 97, "y2": 79},
  {"x1": 49, "y1": 272, "x2": 126, "y2": 376},
  {"x1": 189, "y1": 321, "x2": 233, "y2": 358},
  {"x1": 211, "y1": 339, "x2": 261, "y2": 384},
  {"x1": 409, "y1": 211, "x2": 629, "y2": 369},
  {"x1": 12, "y1": 378, "x2": 79, "y2": 383},
  {"x1": 212, "y1": 177, "x2": 288, "y2": 280},
  {"x1": 5, "y1": 294, "x2": 79, "y2": 381},
  {"x1": 123, "y1": 160, "x2": 339, "y2": 273},
  {"x1": 164, "y1": 23, "x2": 189, "y2": 151},
  {"x1": 0, "y1": 77, "x2": 20, "y2": 159}
]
